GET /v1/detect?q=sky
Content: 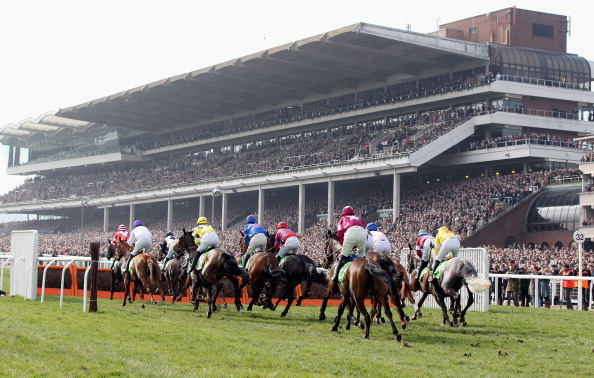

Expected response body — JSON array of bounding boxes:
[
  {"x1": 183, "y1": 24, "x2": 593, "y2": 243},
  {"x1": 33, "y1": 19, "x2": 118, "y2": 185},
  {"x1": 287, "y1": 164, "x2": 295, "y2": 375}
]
[{"x1": 1, "y1": 0, "x2": 593, "y2": 197}]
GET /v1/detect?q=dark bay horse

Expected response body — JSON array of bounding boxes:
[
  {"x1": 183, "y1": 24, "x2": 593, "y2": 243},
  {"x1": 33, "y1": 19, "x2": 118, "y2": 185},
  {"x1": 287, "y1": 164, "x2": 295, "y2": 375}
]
[
  {"x1": 331, "y1": 258, "x2": 404, "y2": 341},
  {"x1": 188, "y1": 247, "x2": 249, "y2": 318},
  {"x1": 115, "y1": 241, "x2": 166, "y2": 309},
  {"x1": 273, "y1": 254, "x2": 327, "y2": 317},
  {"x1": 239, "y1": 233, "x2": 287, "y2": 311},
  {"x1": 407, "y1": 251, "x2": 490, "y2": 327},
  {"x1": 106, "y1": 239, "x2": 126, "y2": 301},
  {"x1": 162, "y1": 229, "x2": 195, "y2": 303}
]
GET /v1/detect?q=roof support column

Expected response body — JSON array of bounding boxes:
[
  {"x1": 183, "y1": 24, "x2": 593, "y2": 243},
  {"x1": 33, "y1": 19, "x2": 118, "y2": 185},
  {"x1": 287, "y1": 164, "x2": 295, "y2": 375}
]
[
  {"x1": 327, "y1": 179, "x2": 335, "y2": 228},
  {"x1": 103, "y1": 207, "x2": 110, "y2": 233},
  {"x1": 298, "y1": 182, "x2": 305, "y2": 234},
  {"x1": 167, "y1": 199, "x2": 173, "y2": 232},
  {"x1": 392, "y1": 170, "x2": 400, "y2": 221},
  {"x1": 199, "y1": 195, "x2": 205, "y2": 217},
  {"x1": 129, "y1": 203, "x2": 136, "y2": 231},
  {"x1": 258, "y1": 186, "x2": 265, "y2": 226},
  {"x1": 221, "y1": 192, "x2": 228, "y2": 231}
]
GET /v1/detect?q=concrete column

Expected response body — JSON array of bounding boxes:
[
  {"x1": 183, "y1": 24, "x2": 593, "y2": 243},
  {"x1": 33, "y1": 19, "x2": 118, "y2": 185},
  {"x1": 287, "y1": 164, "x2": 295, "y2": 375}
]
[
  {"x1": 524, "y1": 161, "x2": 529, "y2": 173},
  {"x1": 258, "y1": 187, "x2": 265, "y2": 226},
  {"x1": 327, "y1": 179, "x2": 335, "y2": 228},
  {"x1": 392, "y1": 171, "x2": 400, "y2": 221},
  {"x1": 199, "y1": 196, "x2": 206, "y2": 217},
  {"x1": 103, "y1": 207, "x2": 110, "y2": 232},
  {"x1": 298, "y1": 182, "x2": 305, "y2": 234},
  {"x1": 221, "y1": 193, "x2": 228, "y2": 231},
  {"x1": 167, "y1": 199, "x2": 173, "y2": 232},
  {"x1": 129, "y1": 203, "x2": 136, "y2": 230}
]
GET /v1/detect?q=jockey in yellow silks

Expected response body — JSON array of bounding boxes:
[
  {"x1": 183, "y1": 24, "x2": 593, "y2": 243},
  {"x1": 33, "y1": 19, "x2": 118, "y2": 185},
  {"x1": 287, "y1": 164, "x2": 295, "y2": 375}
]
[
  {"x1": 430, "y1": 226, "x2": 460, "y2": 281},
  {"x1": 187, "y1": 216, "x2": 219, "y2": 274}
]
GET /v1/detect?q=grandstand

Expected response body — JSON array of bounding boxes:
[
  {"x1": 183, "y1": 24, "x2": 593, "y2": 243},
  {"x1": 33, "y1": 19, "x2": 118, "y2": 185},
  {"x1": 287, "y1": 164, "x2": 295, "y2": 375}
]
[{"x1": 1, "y1": 8, "x2": 594, "y2": 263}]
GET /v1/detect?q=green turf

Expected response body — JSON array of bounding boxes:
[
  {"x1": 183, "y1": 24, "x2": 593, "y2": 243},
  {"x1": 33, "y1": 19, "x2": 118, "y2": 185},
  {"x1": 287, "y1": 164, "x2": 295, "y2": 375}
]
[{"x1": 0, "y1": 272, "x2": 592, "y2": 377}]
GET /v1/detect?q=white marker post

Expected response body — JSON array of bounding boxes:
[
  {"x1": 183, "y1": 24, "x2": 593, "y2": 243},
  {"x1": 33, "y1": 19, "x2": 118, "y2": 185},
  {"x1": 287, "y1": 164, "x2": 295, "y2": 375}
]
[{"x1": 573, "y1": 230, "x2": 584, "y2": 311}]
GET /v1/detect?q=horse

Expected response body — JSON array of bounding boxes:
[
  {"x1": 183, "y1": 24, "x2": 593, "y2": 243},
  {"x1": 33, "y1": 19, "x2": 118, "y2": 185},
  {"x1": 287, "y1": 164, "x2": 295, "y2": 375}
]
[
  {"x1": 273, "y1": 254, "x2": 328, "y2": 317},
  {"x1": 114, "y1": 241, "x2": 166, "y2": 308},
  {"x1": 188, "y1": 245, "x2": 249, "y2": 318},
  {"x1": 161, "y1": 229, "x2": 195, "y2": 303},
  {"x1": 407, "y1": 250, "x2": 490, "y2": 327},
  {"x1": 239, "y1": 233, "x2": 287, "y2": 311},
  {"x1": 106, "y1": 239, "x2": 133, "y2": 302},
  {"x1": 330, "y1": 257, "x2": 404, "y2": 341}
]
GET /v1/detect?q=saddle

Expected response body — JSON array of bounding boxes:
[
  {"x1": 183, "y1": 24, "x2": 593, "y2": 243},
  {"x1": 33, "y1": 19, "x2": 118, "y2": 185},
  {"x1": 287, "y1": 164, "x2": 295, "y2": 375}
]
[{"x1": 338, "y1": 255, "x2": 360, "y2": 283}]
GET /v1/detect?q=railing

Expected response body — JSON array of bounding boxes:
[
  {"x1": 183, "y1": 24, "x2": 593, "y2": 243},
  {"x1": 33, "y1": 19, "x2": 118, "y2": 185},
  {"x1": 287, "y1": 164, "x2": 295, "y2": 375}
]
[
  {"x1": 489, "y1": 273, "x2": 594, "y2": 310},
  {"x1": 497, "y1": 74, "x2": 590, "y2": 91}
]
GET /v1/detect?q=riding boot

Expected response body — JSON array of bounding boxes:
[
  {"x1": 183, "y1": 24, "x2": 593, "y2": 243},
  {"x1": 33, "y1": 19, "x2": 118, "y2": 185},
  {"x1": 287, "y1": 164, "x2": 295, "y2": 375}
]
[
  {"x1": 162, "y1": 257, "x2": 171, "y2": 269},
  {"x1": 124, "y1": 255, "x2": 132, "y2": 273},
  {"x1": 276, "y1": 254, "x2": 281, "y2": 263},
  {"x1": 187, "y1": 252, "x2": 200, "y2": 275},
  {"x1": 332, "y1": 255, "x2": 349, "y2": 283},
  {"x1": 429, "y1": 259, "x2": 441, "y2": 282},
  {"x1": 417, "y1": 259, "x2": 429, "y2": 279}
]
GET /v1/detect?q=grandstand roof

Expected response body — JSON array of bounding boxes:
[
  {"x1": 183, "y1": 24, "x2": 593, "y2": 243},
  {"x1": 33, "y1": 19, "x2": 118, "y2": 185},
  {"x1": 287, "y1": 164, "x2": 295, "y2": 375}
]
[
  {"x1": 53, "y1": 23, "x2": 488, "y2": 133},
  {"x1": 0, "y1": 113, "x2": 96, "y2": 145}
]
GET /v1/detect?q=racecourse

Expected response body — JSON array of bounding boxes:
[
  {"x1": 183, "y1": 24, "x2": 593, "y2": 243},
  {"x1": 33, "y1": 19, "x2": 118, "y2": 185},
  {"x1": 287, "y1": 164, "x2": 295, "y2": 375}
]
[{"x1": 1, "y1": 272, "x2": 592, "y2": 377}]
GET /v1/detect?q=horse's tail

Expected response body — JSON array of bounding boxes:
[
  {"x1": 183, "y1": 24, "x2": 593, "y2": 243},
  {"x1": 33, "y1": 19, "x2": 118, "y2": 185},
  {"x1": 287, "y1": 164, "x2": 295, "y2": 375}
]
[
  {"x1": 461, "y1": 260, "x2": 491, "y2": 293},
  {"x1": 223, "y1": 252, "x2": 249, "y2": 284},
  {"x1": 305, "y1": 259, "x2": 327, "y2": 285},
  {"x1": 365, "y1": 263, "x2": 399, "y2": 298},
  {"x1": 148, "y1": 256, "x2": 161, "y2": 287}
]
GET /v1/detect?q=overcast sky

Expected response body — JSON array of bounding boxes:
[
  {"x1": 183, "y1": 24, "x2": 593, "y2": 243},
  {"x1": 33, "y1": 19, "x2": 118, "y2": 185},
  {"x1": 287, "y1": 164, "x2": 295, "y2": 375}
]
[{"x1": 1, "y1": 0, "x2": 593, "y2": 196}]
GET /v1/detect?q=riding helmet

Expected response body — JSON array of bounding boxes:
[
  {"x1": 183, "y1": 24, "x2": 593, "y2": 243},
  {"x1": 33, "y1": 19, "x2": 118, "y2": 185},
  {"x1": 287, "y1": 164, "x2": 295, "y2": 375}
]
[
  {"x1": 366, "y1": 222, "x2": 378, "y2": 231},
  {"x1": 165, "y1": 231, "x2": 174, "y2": 238},
  {"x1": 418, "y1": 229, "x2": 429, "y2": 237},
  {"x1": 118, "y1": 224, "x2": 126, "y2": 232},
  {"x1": 133, "y1": 220, "x2": 143, "y2": 227},
  {"x1": 277, "y1": 222, "x2": 288, "y2": 229},
  {"x1": 246, "y1": 215, "x2": 256, "y2": 224},
  {"x1": 197, "y1": 216, "x2": 208, "y2": 225},
  {"x1": 341, "y1": 206, "x2": 355, "y2": 215}
]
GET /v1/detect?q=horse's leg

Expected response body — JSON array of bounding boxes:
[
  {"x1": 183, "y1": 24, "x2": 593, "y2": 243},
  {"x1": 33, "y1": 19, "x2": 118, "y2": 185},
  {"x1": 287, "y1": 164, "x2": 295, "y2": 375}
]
[
  {"x1": 207, "y1": 282, "x2": 222, "y2": 318},
  {"x1": 354, "y1": 297, "x2": 371, "y2": 339},
  {"x1": 382, "y1": 294, "x2": 403, "y2": 342},
  {"x1": 122, "y1": 274, "x2": 130, "y2": 307},
  {"x1": 443, "y1": 287, "x2": 461, "y2": 327},
  {"x1": 412, "y1": 290, "x2": 429, "y2": 320},
  {"x1": 265, "y1": 281, "x2": 277, "y2": 311},
  {"x1": 110, "y1": 270, "x2": 116, "y2": 300},
  {"x1": 319, "y1": 282, "x2": 336, "y2": 321},
  {"x1": 227, "y1": 276, "x2": 243, "y2": 311},
  {"x1": 459, "y1": 288, "x2": 474, "y2": 327},
  {"x1": 369, "y1": 296, "x2": 383, "y2": 324},
  {"x1": 248, "y1": 285, "x2": 263, "y2": 311},
  {"x1": 296, "y1": 278, "x2": 312, "y2": 306},
  {"x1": 331, "y1": 295, "x2": 348, "y2": 332},
  {"x1": 432, "y1": 287, "x2": 453, "y2": 327},
  {"x1": 280, "y1": 283, "x2": 296, "y2": 317}
]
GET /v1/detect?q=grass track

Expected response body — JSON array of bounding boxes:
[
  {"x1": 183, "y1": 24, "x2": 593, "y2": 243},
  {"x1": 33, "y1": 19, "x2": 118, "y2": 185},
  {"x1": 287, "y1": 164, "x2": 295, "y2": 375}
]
[{"x1": 0, "y1": 278, "x2": 592, "y2": 377}]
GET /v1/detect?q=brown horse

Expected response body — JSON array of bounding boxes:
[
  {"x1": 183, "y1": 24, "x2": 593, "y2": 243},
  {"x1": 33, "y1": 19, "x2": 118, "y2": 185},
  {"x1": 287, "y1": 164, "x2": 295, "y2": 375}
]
[
  {"x1": 407, "y1": 250, "x2": 490, "y2": 327},
  {"x1": 106, "y1": 239, "x2": 128, "y2": 301},
  {"x1": 115, "y1": 241, "x2": 166, "y2": 308},
  {"x1": 239, "y1": 235, "x2": 287, "y2": 311},
  {"x1": 162, "y1": 229, "x2": 196, "y2": 303},
  {"x1": 188, "y1": 247, "x2": 249, "y2": 318},
  {"x1": 331, "y1": 258, "x2": 404, "y2": 341}
]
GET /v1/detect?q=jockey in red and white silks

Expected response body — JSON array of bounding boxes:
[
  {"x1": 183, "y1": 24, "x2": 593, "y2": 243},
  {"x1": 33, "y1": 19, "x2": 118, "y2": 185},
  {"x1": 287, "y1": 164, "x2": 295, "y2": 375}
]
[
  {"x1": 332, "y1": 206, "x2": 366, "y2": 282},
  {"x1": 366, "y1": 222, "x2": 391, "y2": 257},
  {"x1": 414, "y1": 229, "x2": 435, "y2": 278},
  {"x1": 274, "y1": 222, "x2": 300, "y2": 260},
  {"x1": 111, "y1": 224, "x2": 129, "y2": 246}
]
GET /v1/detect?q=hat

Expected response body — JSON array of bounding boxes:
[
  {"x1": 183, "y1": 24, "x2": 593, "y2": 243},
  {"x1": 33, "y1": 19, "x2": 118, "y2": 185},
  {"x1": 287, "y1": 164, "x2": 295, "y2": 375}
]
[{"x1": 118, "y1": 224, "x2": 126, "y2": 232}]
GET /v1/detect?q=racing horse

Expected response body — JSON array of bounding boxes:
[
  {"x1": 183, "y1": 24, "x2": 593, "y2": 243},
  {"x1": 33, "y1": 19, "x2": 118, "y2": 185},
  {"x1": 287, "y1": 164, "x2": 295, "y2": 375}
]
[
  {"x1": 188, "y1": 246, "x2": 249, "y2": 318},
  {"x1": 161, "y1": 229, "x2": 195, "y2": 303},
  {"x1": 318, "y1": 232, "x2": 409, "y2": 332},
  {"x1": 239, "y1": 233, "x2": 287, "y2": 311},
  {"x1": 273, "y1": 254, "x2": 328, "y2": 317},
  {"x1": 106, "y1": 239, "x2": 126, "y2": 301},
  {"x1": 115, "y1": 241, "x2": 166, "y2": 308},
  {"x1": 407, "y1": 250, "x2": 490, "y2": 327},
  {"x1": 330, "y1": 257, "x2": 404, "y2": 341}
]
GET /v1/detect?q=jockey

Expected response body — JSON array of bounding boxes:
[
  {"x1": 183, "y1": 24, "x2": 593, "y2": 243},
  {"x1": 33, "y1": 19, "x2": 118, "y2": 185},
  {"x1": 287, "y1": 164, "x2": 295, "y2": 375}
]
[
  {"x1": 274, "y1": 222, "x2": 300, "y2": 262},
  {"x1": 431, "y1": 225, "x2": 460, "y2": 281},
  {"x1": 160, "y1": 231, "x2": 178, "y2": 268},
  {"x1": 124, "y1": 220, "x2": 152, "y2": 273},
  {"x1": 415, "y1": 229, "x2": 435, "y2": 279},
  {"x1": 332, "y1": 206, "x2": 367, "y2": 282},
  {"x1": 366, "y1": 222, "x2": 391, "y2": 257},
  {"x1": 242, "y1": 215, "x2": 269, "y2": 268},
  {"x1": 188, "y1": 216, "x2": 219, "y2": 274},
  {"x1": 110, "y1": 224, "x2": 129, "y2": 247}
]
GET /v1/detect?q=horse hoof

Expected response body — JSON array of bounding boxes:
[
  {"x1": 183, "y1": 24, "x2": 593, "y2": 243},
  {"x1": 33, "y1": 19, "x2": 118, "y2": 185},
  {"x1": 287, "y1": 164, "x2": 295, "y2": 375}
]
[
  {"x1": 331, "y1": 327, "x2": 338, "y2": 332},
  {"x1": 319, "y1": 314, "x2": 326, "y2": 321},
  {"x1": 418, "y1": 312, "x2": 424, "y2": 318},
  {"x1": 280, "y1": 313, "x2": 287, "y2": 317},
  {"x1": 224, "y1": 304, "x2": 229, "y2": 309},
  {"x1": 453, "y1": 322, "x2": 460, "y2": 328},
  {"x1": 401, "y1": 323, "x2": 407, "y2": 330},
  {"x1": 379, "y1": 317, "x2": 386, "y2": 325},
  {"x1": 152, "y1": 301, "x2": 159, "y2": 306},
  {"x1": 404, "y1": 316, "x2": 411, "y2": 323},
  {"x1": 395, "y1": 334, "x2": 403, "y2": 342},
  {"x1": 247, "y1": 307, "x2": 253, "y2": 311},
  {"x1": 236, "y1": 305, "x2": 243, "y2": 312},
  {"x1": 462, "y1": 322, "x2": 468, "y2": 327},
  {"x1": 358, "y1": 323, "x2": 365, "y2": 330}
]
